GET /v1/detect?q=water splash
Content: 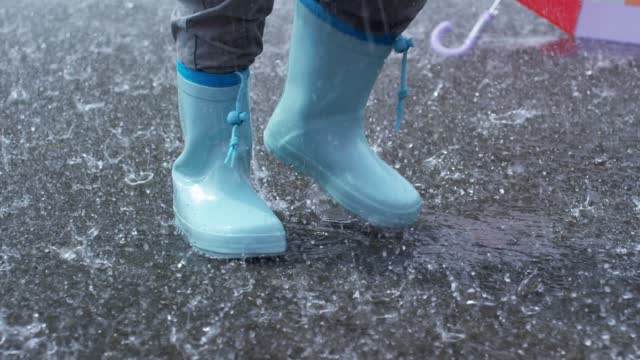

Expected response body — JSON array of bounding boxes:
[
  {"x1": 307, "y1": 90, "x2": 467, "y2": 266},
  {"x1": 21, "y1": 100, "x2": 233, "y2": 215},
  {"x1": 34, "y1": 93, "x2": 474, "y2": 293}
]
[
  {"x1": 123, "y1": 165, "x2": 154, "y2": 186},
  {"x1": 489, "y1": 109, "x2": 541, "y2": 125},
  {"x1": 5, "y1": 87, "x2": 29, "y2": 104}
]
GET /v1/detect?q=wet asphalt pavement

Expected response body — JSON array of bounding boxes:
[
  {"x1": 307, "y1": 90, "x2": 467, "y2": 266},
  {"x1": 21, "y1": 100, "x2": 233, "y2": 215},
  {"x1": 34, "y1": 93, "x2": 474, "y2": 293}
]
[{"x1": 1, "y1": 0, "x2": 639, "y2": 358}]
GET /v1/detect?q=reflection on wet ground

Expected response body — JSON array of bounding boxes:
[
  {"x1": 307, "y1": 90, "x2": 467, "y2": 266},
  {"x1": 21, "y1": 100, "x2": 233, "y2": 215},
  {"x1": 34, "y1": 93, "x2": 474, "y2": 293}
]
[{"x1": 0, "y1": 0, "x2": 639, "y2": 357}]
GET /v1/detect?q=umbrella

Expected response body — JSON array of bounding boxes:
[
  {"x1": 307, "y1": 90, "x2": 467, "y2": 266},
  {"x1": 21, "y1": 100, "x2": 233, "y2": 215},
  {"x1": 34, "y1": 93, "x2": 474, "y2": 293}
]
[{"x1": 431, "y1": 0, "x2": 640, "y2": 56}]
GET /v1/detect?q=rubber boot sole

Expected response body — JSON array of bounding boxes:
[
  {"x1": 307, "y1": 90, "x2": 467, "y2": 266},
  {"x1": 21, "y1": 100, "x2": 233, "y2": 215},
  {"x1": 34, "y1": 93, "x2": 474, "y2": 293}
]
[{"x1": 174, "y1": 209, "x2": 286, "y2": 259}]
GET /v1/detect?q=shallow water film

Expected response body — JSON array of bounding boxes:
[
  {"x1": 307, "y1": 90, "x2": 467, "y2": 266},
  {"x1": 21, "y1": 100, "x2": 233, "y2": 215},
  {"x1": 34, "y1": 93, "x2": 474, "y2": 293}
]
[{"x1": 1, "y1": 0, "x2": 639, "y2": 358}]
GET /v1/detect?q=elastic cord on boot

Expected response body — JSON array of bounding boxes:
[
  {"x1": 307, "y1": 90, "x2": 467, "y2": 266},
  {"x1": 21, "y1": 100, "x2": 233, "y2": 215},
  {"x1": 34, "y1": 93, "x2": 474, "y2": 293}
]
[
  {"x1": 224, "y1": 72, "x2": 249, "y2": 167},
  {"x1": 393, "y1": 36, "x2": 414, "y2": 130}
]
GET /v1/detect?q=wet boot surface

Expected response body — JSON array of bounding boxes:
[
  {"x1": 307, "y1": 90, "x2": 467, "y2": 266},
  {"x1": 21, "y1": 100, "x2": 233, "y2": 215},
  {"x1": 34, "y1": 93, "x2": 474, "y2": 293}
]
[{"x1": 0, "y1": 0, "x2": 639, "y2": 358}]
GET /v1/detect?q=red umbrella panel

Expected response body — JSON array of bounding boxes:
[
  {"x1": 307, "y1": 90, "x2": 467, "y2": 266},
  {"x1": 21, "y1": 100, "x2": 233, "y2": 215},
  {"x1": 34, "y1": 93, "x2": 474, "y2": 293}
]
[{"x1": 519, "y1": 0, "x2": 640, "y2": 44}]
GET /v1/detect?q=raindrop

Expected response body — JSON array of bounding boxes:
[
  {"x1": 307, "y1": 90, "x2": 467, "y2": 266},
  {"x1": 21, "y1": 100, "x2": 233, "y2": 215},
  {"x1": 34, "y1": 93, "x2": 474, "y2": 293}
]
[{"x1": 6, "y1": 87, "x2": 29, "y2": 104}]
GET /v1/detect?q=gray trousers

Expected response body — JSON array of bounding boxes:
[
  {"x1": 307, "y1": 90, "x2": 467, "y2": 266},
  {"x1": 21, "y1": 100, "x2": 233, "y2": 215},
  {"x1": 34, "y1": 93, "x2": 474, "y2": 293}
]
[{"x1": 171, "y1": 0, "x2": 427, "y2": 73}]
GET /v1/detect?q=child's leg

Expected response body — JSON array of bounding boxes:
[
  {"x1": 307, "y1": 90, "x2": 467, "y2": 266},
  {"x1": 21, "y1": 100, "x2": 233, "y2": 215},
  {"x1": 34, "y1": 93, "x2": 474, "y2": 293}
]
[
  {"x1": 171, "y1": 0, "x2": 424, "y2": 74},
  {"x1": 317, "y1": 0, "x2": 427, "y2": 35},
  {"x1": 171, "y1": 0, "x2": 274, "y2": 73}
]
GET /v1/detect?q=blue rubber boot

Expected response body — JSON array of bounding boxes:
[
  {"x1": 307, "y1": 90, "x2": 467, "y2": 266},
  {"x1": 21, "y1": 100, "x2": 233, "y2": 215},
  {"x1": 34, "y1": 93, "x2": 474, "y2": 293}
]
[
  {"x1": 264, "y1": 0, "x2": 422, "y2": 227},
  {"x1": 173, "y1": 62, "x2": 286, "y2": 258}
]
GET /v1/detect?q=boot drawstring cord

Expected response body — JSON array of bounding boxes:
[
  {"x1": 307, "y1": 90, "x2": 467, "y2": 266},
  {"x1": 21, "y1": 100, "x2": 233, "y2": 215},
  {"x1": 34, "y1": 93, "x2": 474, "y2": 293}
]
[
  {"x1": 393, "y1": 36, "x2": 414, "y2": 131},
  {"x1": 224, "y1": 72, "x2": 249, "y2": 167}
]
